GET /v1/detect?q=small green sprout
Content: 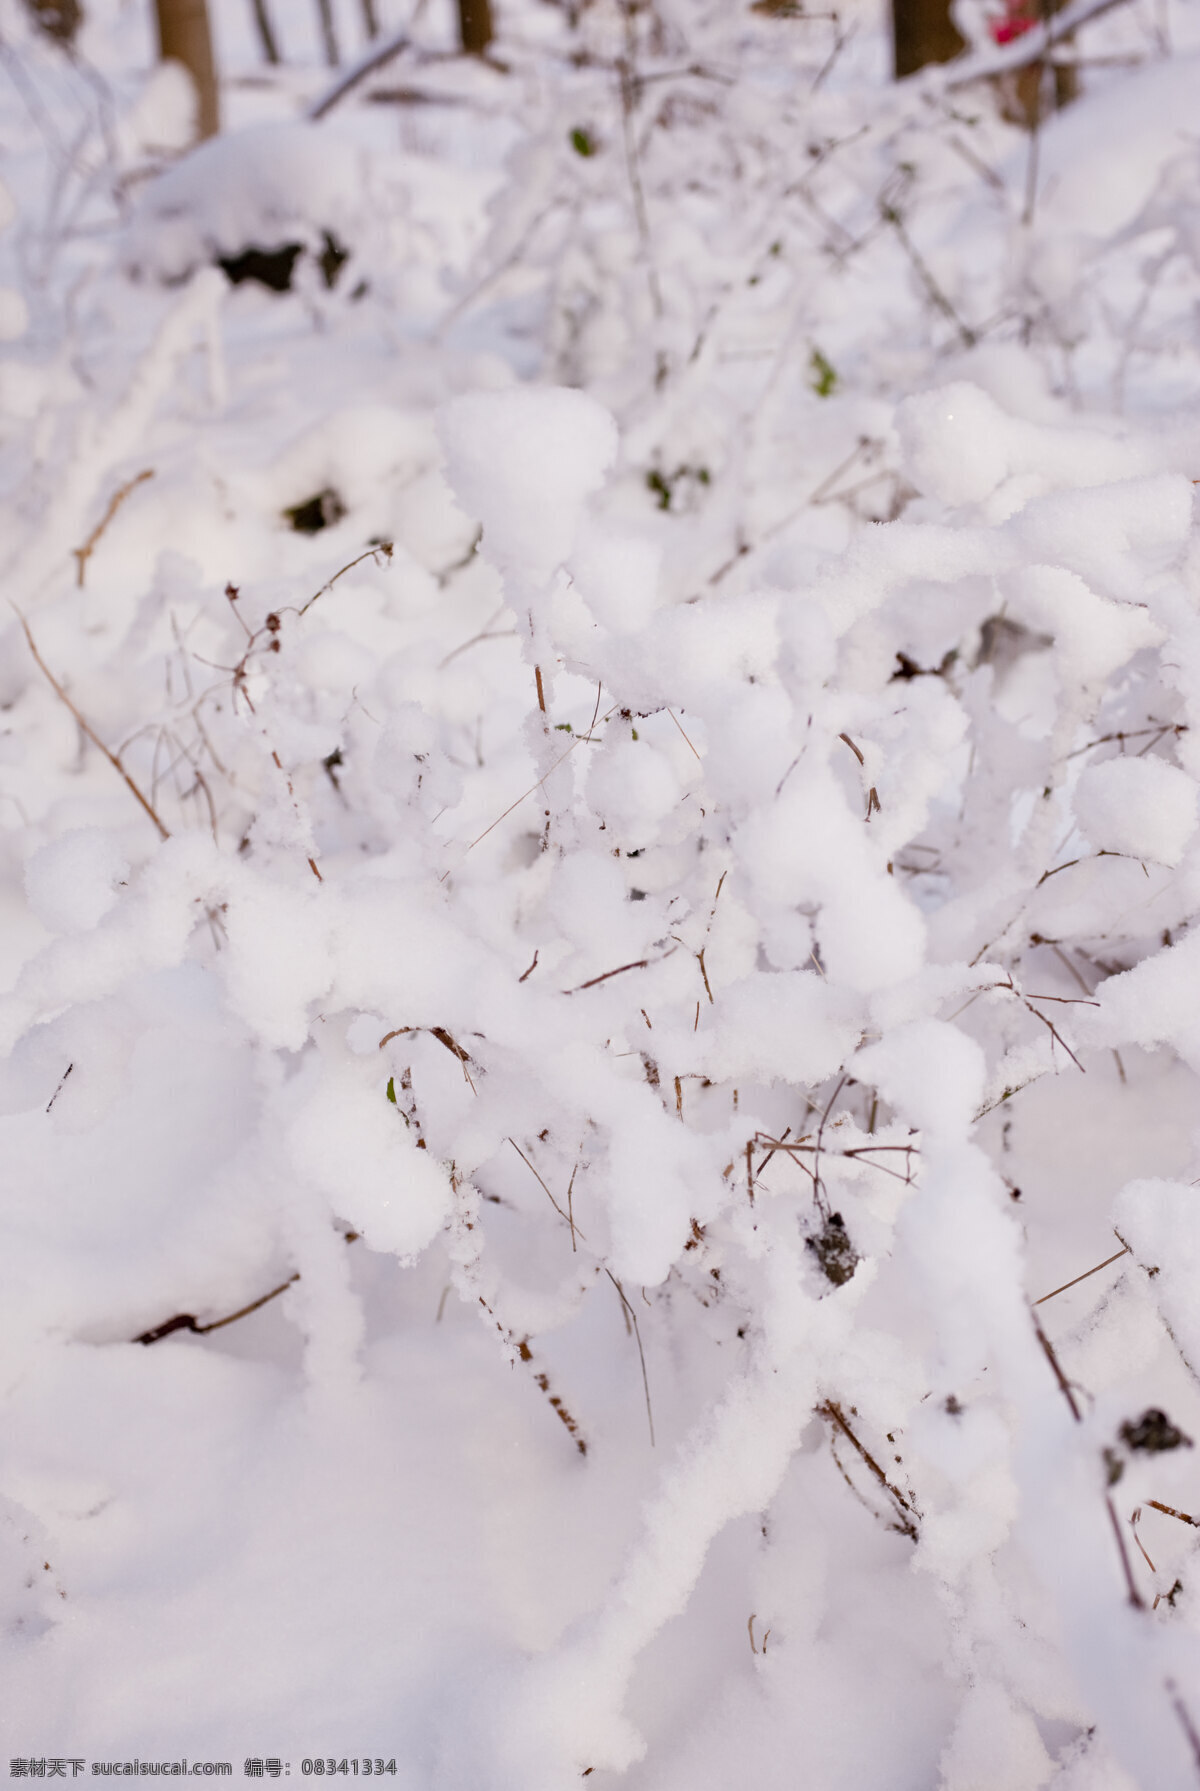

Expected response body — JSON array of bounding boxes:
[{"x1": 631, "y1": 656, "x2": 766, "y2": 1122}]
[
  {"x1": 646, "y1": 468, "x2": 672, "y2": 510},
  {"x1": 570, "y1": 128, "x2": 597, "y2": 157},
  {"x1": 386, "y1": 1077, "x2": 397, "y2": 1104},
  {"x1": 808, "y1": 347, "x2": 838, "y2": 398}
]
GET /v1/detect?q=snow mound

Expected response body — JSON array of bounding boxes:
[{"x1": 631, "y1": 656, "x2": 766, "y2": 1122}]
[{"x1": 123, "y1": 122, "x2": 367, "y2": 284}]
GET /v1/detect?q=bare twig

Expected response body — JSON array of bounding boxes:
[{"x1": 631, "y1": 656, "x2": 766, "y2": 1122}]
[
  {"x1": 296, "y1": 542, "x2": 393, "y2": 618},
  {"x1": 135, "y1": 1232, "x2": 360, "y2": 1345},
  {"x1": 72, "y1": 469, "x2": 153, "y2": 587},
  {"x1": 1167, "y1": 1683, "x2": 1200, "y2": 1775},
  {"x1": 471, "y1": 1272, "x2": 589, "y2": 1455},
  {"x1": 516, "y1": 1333, "x2": 588, "y2": 1455},
  {"x1": 1033, "y1": 1308, "x2": 1143, "y2": 1607},
  {"x1": 564, "y1": 958, "x2": 651, "y2": 994},
  {"x1": 879, "y1": 183, "x2": 976, "y2": 348},
  {"x1": 667, "y1": 707, "x2": 703, "y2": 763},
  {"x1": 1148, "y1": 1500, "x2": 1200, "y2": 1528},
  {"x1": 1034, "y1": 1244, "x2": 1130, "y2": 1306},
  {"x1": 817, "y1": 1399, "x2": 918, "y2": 1538},
  {"x1": 443, "y1": 734, "x2": 585, "y2": 875},
  {"x1": 1104, "y1": 1493, "x2": 1146, "y2": 1608},
  {"x1": 45, "y1": 1063, "x2": 73, "y2": 1113},
  {"x1": 249, "y1": 0, "x2": 280, "y2": 64},
  {"x1": 606, "y1": 1271, "x2": 655, "y2": 1446},
  {"x1": 15, "y1": 609, "x2": 171, "y2": 841},
  {"x1": 379, "y1": 1023, "x2": 473, "y2": 1074},
  {"x1": 310, "y1": 25, "x2": 412, "y2": 116},
  {"x1": 518, "y1": 950, "x2": 539, "y2": 983},
  {"x1": 508, "y1": 1137, "x2": 584, "y2": 1240},
  {"x1": 1064, "y1": 722, "x2": 1187, "y2": 761},
  {"x1": 1032, "y1": 1309, "x2": 1082, "y2": 1421}
]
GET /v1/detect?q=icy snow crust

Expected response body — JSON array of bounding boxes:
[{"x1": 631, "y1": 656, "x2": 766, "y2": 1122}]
[{"x1": 5, "y1": 0, "x2": 1200, "y2": 1786}]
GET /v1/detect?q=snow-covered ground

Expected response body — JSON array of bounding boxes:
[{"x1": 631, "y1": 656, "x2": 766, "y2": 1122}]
[{"x1": 5, "y1": 0, "x2": 1200, "y2": 1784}]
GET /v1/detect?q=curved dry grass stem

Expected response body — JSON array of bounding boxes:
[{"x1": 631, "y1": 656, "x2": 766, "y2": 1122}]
[
  {"x1": 72, "y1": 468, "x2": 153, "y2": 587},
  {"x1": 14, "y1": 607, "x2": 171, "y2": 841}
]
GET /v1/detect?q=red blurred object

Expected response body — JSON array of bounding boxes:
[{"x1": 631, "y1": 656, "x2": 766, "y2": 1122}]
[{"x1": 989, "y1": 0, "x2": 1037, "y2": 41}]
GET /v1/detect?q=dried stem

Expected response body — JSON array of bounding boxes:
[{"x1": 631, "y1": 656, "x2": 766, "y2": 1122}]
[
  {"x1": 817, "y1": 1399, "x2": 918, "y2": 1538},
  {"x1": 1147, "y1": 1499, "x2": 1200, "y2": 1528},
  {"x1": 72, "y1": 469, "x2": 153, "y2": 587},
  {"x1": 606, "y1": 1270, "x2": 655, "y2": 1446},
  {"x1": 15, "y1": 608, "x2": 171, "y2": 841},
  {"x1": 508, "y1": 1137, "x2": 584, "y2": 1240},
  {"x1": 1032, "y1": 1309, "x2": 1144, "y2": 1608},
  {"x1": 135, "y1": 1233, "x2": 360, "y2": 1345},
  {"x1": 1033, "y1": 1243, "x2": 1130, "y2": 1306},
  {"x1": 564, "y1": 958, "x2": 651, "y2": 994}
]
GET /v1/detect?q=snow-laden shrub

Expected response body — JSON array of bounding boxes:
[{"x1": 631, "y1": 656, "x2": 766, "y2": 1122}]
[
  {"x1": 6, "y1": 2, "x2": 1200, "y2": 1783},
  {"x1": 5, "y1": 337, "x2": 1200, "y2": 1782}
]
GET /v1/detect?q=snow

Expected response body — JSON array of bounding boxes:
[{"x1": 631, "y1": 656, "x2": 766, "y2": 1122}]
[
  {"x1": 23, "y1": 829, "x2": 130, "y2": 935},
  {"x1": 123, "y1": 122, "x2": 369, "y2": 283},
  {"x1": 5, "y1": 0, "x2": 1200, "y2": 1783},
  {"x1": 1072, "y1": 756, "x2": 1199, "y2": 867}
]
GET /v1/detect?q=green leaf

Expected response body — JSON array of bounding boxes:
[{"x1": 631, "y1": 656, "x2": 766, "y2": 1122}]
[
  {"x1": 645, "y1": 468, "x2": 672, "y2": 510},
  {"x1": 808, "y1": 346, "x2": 838, "y2": 398},
  {"x1": 386, "y1": 1077, "x2": 397, "y2": 1104},
  {"x1": 570, "y1": 128, "x2": 596, "y2": 157}
]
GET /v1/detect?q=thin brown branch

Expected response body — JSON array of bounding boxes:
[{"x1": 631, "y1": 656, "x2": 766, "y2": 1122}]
[
  {"x1": 15, "y1": 608, "x2": 171, "y2": 841},
  {"x1": 667, "y1": 707, "x2": 703, "y2": 763},
  {"x1": 1037, "y1": 857, "x2": 1081, "y2": 885},
  {"x1": 697, "y1": 946, "x2": 714, "y2": 1004},
  {"x1": 1130, "y1": 1508, "x2": 1157, "y2": 1575},
  {"x1": 1148, "y1": 1500, "x2": 1200, "y2": 1528},
  {"x1": 1032, "y1": 1310, "x2": 1082, "y2": 1421},
  {"x1": 1034, "y1": 1244, "x2": 1130, "y2": 1306},
  {"x1": 45, "y1": 1062, "x2": 73, "y2": 1112},
  {"x1": 1063, "y1": 722, "x2": 1187, "y2": 762},
  {"x1": 308, "y1": 26, "x2": 411, "y2": 120},
  {"x1": 565, "y1": 958, "x2": 651, "y2": 994},
  {"x1": 378, "y1": 1023, "x2": 471, "y2": 1063},
  {"x1": 516, "y1": 1333, "x2": 588, "y2": 1456},
  {"x1": 73, "y1": 469, "x2": 153, "y2": 587},
  {"x1": 1105, "y1": 1492, "x2": 1146, "y2": 1609},
  {"x1": 518, "y1": 950, "x2": 539, "y2": 983},
  {"x1": 1167, "y1": 1683, "x2": 1200, "y2": 1775},
  {"x1": 1033, "y1": 1308, "x2": 1143, "y2": 1606},
  {"x1": 295, "y1": 542, "x2": 393, "y2": 618},
  {"x1": 445, "y1": 737, "x2": 582, "y2": 873},
  {"x1": 566, "y1": 1162, "x2": 579, "y2": 1253},
  {"x1": 606, "y1": 1271, "x2": 655, "y2": 1446},
  {"x1": 470, "y1": 1267, "x2": 591, "y2": 1457},
  {"x1": 508, "y1": 1137, "x2": 585, "y2": 1239},
  {"x1": 135, "y1": 1233, "x2": 360, "y2": 1345},
  {"x1": 754, "y1": 1133, "x2": 918, "y2": 1186},
  {"x1": 811, "y1": 1074, "x2": 847, "y2": 1213},
  {"x1": 817, "y1": 1399, "x2": 918, "y2": 1538},
  {"x1": 1024, "y1": 997, "x2": 1086, "y2": 1073}
]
